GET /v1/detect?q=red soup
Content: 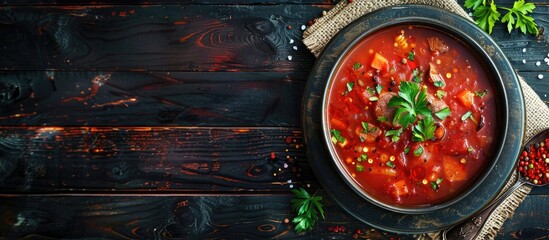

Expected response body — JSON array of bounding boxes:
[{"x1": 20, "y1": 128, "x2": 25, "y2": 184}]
[{"x1": 326, "y1": 25, "x2": 498, "y2": 207}]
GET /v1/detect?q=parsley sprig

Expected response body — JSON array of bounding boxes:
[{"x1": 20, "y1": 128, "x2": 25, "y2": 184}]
[
  {"x1": 388, "y1": 81, "x2": 431, "y2": 128},
  {"x1": 465, "y1": 0, "x2": 538, "y2": 35},
  {"x1": 291, "y1": 188, "x2": 325, "y2": 233}
]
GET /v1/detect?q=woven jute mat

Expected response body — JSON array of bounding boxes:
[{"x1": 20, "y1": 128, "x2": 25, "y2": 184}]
[{"x1": 302, "y1": 0, "x2": 549, "y2": 239}]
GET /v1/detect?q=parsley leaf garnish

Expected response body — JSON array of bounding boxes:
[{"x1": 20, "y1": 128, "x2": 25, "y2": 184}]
[
  {"x1": 465, "y1": 0, "x2": 538, "y2": 35},
  {"x1": 291, "y1": 188, "x2": 325, "y2": 233},
  {"x1": 436, "y1": 90, "x2": 447, "y2": 99},
  {"x1": 475, "y1": 89, "x2": 488, "y2": 97},
  {"x1": 414, "y1": 145, "x2": 424, "y2": 156},
  {"x1": 330, "y1": 129, "x2": 346, "y2": 144},
  {"x1": 500, "y1": 0, "x2": 538, "y2": 35},
  {"x1": 386, "y1": 128, "x2": 403, "y2": 142},
  {"x1": 431, "y1": 178, "x2": 443, "y2": 190},
  {"x1": 388, "y1": 81, "x2": 431, "y2": 128},
  {"x1": 353, "y1": 62, "x2": 362, "y2": 70},
  {"x1": 434, "y1": 107, "x2": 451, "y2": 120},
  {"x1": 408, "y1": 51, "x2": 415, "y2": 61},
  {"x1": 346, "y1": 82, "x2": 354, "y2": 93},
  {"x1": 386, "y1": 161, "x2": 395, "y2": 168},
  {"x1": 412, "y1": 116, "x2": 436, "y2": 142}
]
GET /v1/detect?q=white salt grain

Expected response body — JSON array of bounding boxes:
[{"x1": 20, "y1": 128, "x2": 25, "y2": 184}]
[
  {"x1": 522, "y1": 59, "x2": 526, "y2": 64},
  {"x1": 536, "y1": 61, "x2": 541, "y2": 66},
  {"x1": 301, "y1": 25, "x2": 306, "y2": 31},
  {"x1": 522, "y1": 48, "x2": 527, "y2": 53},
  {"x1": 287, "y1": 55, "x2": 293, "y2": 61},
  {"x1": 544, "y1": 57, "x2": 549, "y2": 63},
  {"x1": 538, "y1": 74, "x2": 544, "y2": 80},
  {"x1": 293, "y1": 46, "x2": 298, "y2": 51},
  {"x1": 289, "y1": 184, "x2": 294, "y2": 188},
  {"x1": 289, "y1": 39, "x2": 294, "y2": 44}
]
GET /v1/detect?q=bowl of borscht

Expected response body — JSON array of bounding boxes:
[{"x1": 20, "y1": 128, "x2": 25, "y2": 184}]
[{"x1": 302, "y1": 5, "x2": 525, "y2": 232}]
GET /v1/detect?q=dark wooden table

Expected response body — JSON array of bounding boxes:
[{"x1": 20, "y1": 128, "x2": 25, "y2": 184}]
[{"x1": 0, "y1": 0, "x2": 547, "y2": 239}]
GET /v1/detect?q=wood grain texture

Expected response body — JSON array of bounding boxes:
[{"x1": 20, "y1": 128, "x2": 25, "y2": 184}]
[
  {"x1": 0, "y1": 71, "x2": 306, "y2": 126},
  {"x1": 0, "y1": 5, "x2": 321, "y2": 72},
  {"x1": 0, "y1": 127, "x2": 316, "y2": 192},
  {"x1": 0, "y1": 194, "x2": 546, "y2": 239},
  {"x1": 0, "y1": 4, "x2": 547, "y2": 72}
]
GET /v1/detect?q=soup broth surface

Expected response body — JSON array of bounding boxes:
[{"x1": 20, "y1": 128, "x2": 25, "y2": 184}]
[{"x1": 326, "y1": 25, "x2": 498, "y2": 207}]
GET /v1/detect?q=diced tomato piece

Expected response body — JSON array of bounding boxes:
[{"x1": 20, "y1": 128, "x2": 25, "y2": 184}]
[
  {"x1": 406, "y1": 59, "x2": 417, "y2": 69},
  {"x1": 442, "y1": 156, "x2": 467, "y2": 182},
  {"x1": 371, "y1": 53, "x2": 389, "y2": 71},
  {"x1": 457, "y1": 90, "x2": 474, "y2": 108}
]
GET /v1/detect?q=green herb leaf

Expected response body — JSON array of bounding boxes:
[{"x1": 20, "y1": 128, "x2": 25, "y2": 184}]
[
  {"x1": 376, "y1": 84, "x2": 383, "y2": 94},
  {"x1": 434, "y1": 81, "x2": 445, "y2": 88},
  {"x1": 461, "y1": 111, "x2": 473, "y2": 121},
  {"x1": 386, "y1": 161, "x2": 395, "y2": 168},
  {"x1": 385, "y1": 128, "x2": 403, "y2": 142},
  {"x1": 369, "y1": 96, "x2": 379, "y2": 102},
  {"x1": 330, "y1": 129, "x2": 346, "y2": 144},
  {"x1": 472, "y1": 1, "x2": 501, "y2": 34},
  {"x1": 408, "y1": 51, "x2": 415, "y2": 61},
  {"x1": 361, "y1": 154, "x2": 368, "y2": 161},
  {"x1": 468, "y1": 146, "x2": 475, "y2": 153},
  {"x1": 412, "y1": 68, "x2": 423, "y2": 83},
  {"x1": 414, "y1": 145, "x2": 424, "y2": 156},
  {"x1": 346, "y1": 82, "x2": 355, "y2": 93},
  {"x1": 388, "y1": 81, "x2": 432, "y2": 128},
  {"x1": 291, "y1": 188, "x2": 325, "y2": 233},
  {"x1": 353, "y1": 62, "x2": 362, "y2": 70},
  {"x1": 412, "y1": 116, "x2": 436, "y2": 142},
  {"x1": 465, "y1": 0, "x2": 485, "y2": 10},
  {"x1": 434, "y1": 107, "x2": 451, "y2": 120},
  {"x1": 431, "y1": 178, "x2": 443, "y2": 190},
  {"x1": 501, "y1": 0, "x2": 538, "y2": 35},
  {"x1": 436, "y1": 90, "x2": 447, "y2": 99},
  {"x1": 466, "y1": 0, "x2": 538, "y2": 35},
  {"x1": 475, "y1": 89, "x2": 488, "y2": 97},
  {"x1": 377, "y1": 116, "x2": 388, "y2": 122},
  {"x1": 404, "y1": 147, "x2": 411, "y2": 154},
  {"x1": 356, "y1": 163, "x2": 365, "y2": 172}
]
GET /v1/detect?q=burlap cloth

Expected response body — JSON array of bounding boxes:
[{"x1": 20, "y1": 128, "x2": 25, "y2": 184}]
[{"x1": 303, "y1": 0, "x2": 549, "y2": 239}]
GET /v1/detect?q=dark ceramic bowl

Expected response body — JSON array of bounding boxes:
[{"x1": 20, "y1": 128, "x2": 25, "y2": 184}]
[{"x1": 302, "y1": 5, "x2": 525, "y2": 233}]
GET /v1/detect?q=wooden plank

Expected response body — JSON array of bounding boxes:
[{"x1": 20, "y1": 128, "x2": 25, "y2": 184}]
[
  {"x1": 0, "y1": 5, "x2": 323, "y2": 71},
  {"x1": 0, "y1": 193, "x2": 546, "y2": 239},
  {"x1": 0, "y1": 5, "x2": 547, "y2": 71},
  {"x1": 0, "y1": 71, "x2": 305, "y2": 126},
  {"x1": 0, "y1": 127, "x2": 316, "y2": 192},
  {"x1": 0, "y1": 193, "x2": 411, "y2": 239}
]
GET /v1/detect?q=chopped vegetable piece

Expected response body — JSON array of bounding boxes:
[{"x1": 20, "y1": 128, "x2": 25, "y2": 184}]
[
  {"x1": 369, "y1": 96, "x2": 379, "y2": 102},
  {"x1": 330, "y1": 129, "x2": 346, "y2": 144},
  {"x1": 461, "y1": 111, "x2": 473, "y2": 121},
  {"x1": 431, "y1": 178, "x2": 443, "y2": 190},
  {"x1": 475, "y1": 89, "x2": 488, "y2": 97},
  {"x1": 404, "y1": 147, "x2": 410, "y2": 154},
  {"x1": 353, "y1": 62, "x2": 362, "y2": 70},
  {"x1": 386, "y1": 161, "x2": 395, "y2": 168},
  {"x1": 377, "y1": 116, "x2": 388, "y2": 122},
  {"x1": 443, "y1": 156, "x2": 467, "y2": 182},
  {"x1": 356, "y1": 164, "x2": 365, "y2": 172},
  {"x1": 414, "y1": 146, "x2": 424, "y2": 156},
  {"x1": 385, "y1": 128, "x2": 403, "y2": 142},
  {"x1": 434, "y1": 81, "x2": 445, "y2": 87},
  {"x1": 436, "y1": 90, "x2": 447, "y2": 99},
  {"x1": 457, "y1": 90, "x2": 475, "y2": 108},
  {"x1": 346, "y1": 82, "x2": 354, "y2": 93},
  {"x1": 411, "y1": 68, "x2": 423, "y2": 83},
  {"x1": 376, "y1": 84, "x2": 383, "y2": 94},
  {"x1": 371, "y1": 52, "x2": 389, "y2": 71},
  {"x1": 408, "y1": 51, "x2": 415, "y2": 61}
]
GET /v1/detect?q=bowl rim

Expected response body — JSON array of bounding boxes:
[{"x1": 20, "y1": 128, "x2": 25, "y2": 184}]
[
  {"x1": 321, "y1": 17, "x2": 508, "y2": 213},
  {"x1": 302, "y1": 4, "x2": 525, "y2": 233}
]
